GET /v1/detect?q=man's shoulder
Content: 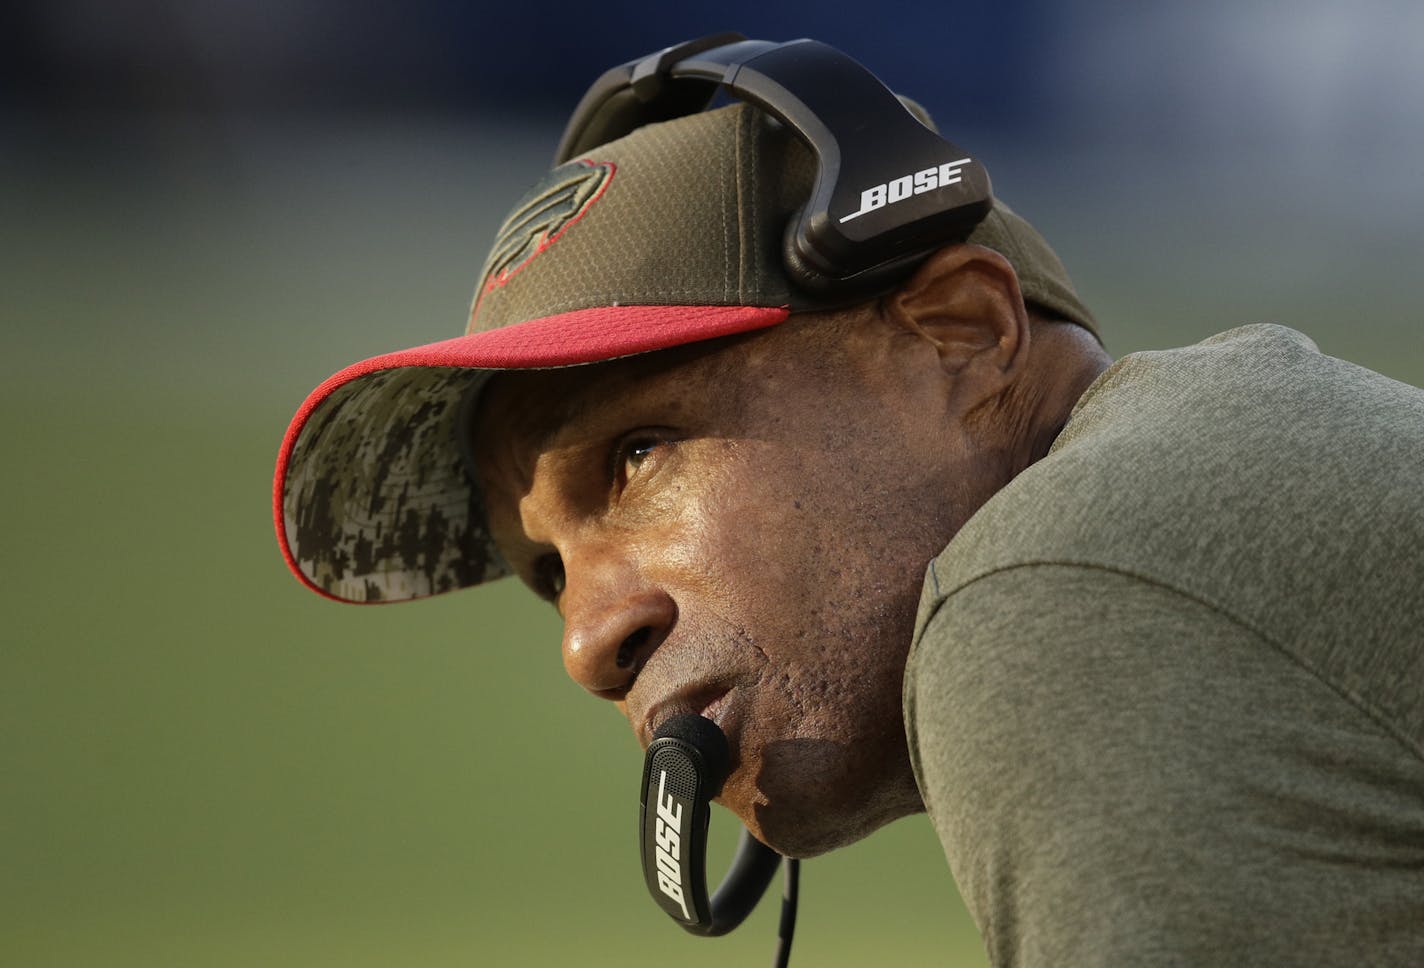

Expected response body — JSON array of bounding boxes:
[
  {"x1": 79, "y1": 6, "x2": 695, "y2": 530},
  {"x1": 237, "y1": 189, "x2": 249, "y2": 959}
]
[
  {"x1": 912, "y1": 323, "x2": 1424, "y2": 751},
  {"x1": 905, "y1": 560, "x2": 1424, "y2": 968},
  {"x1": 926, "y1": 323, "x2": 1424, "y2": 604}
]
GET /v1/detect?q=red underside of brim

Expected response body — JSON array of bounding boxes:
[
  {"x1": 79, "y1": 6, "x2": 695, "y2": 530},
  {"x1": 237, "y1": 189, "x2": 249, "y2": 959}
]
[{"x1": 273, "y1": 303, "x2": 791, "y2": 602}]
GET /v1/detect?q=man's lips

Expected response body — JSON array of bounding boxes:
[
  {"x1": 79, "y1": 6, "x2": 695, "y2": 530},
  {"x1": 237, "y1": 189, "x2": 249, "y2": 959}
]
[
  {"x1": 700, "y1": 690, "x2": 732, "y2": 726},
  {"x1": 640, "y1": 685, "x2": 732, "y2": 748}
]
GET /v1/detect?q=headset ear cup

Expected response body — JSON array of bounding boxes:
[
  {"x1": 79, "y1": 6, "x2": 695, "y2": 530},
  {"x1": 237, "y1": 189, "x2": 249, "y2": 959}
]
[
  {"x1": 780, "y1": 208, "x2": 840, "y2": 295},
  {"x1": 782, "y1": 209, "x2": 934, "y2": 302}
]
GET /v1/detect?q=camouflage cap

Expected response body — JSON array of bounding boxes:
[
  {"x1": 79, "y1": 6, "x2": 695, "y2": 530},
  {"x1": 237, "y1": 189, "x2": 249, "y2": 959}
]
[{"x1": 274, "y1": 102, "x2": 1097, "y2": 604}]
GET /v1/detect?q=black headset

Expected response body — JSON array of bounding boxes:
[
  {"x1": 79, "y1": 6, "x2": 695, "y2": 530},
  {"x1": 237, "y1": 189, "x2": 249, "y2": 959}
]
[
  {"x1": 563, "y1": 34, "x2": 995, "y2": 967},
  {"x1": 640, "y1": 715, "x2": 788, "y2": 939},
  {"x1": 556, "y1": 33, "x2": 994, "y2": 300}
]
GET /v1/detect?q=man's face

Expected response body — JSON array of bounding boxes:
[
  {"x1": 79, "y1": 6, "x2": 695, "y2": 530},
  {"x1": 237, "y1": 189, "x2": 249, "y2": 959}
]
[{"x1": 473, "y1": 310, "x2": 973, "y2": 856}]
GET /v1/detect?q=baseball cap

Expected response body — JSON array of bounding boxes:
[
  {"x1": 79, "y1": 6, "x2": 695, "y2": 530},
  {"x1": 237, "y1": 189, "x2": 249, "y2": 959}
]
[{"x1": 273, "y1": 100, "x2": 1098, "y2": 604}]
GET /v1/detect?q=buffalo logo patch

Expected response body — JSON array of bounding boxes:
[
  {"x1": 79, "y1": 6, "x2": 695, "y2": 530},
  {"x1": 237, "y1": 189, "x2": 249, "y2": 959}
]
[{"x1": 473, "y1": 159, "x2": 615, "y2": 315}]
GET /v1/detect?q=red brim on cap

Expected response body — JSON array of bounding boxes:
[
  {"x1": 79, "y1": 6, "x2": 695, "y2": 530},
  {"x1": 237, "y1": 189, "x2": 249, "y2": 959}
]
[{"x1": 274, "y1": 303, "x2": 789, "y2": 604}]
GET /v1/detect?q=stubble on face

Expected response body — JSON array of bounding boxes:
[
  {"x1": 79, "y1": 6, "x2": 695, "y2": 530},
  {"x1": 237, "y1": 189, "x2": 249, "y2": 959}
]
[{"x1": 474, "y1": 308, "x2": 974, "y2": 857}]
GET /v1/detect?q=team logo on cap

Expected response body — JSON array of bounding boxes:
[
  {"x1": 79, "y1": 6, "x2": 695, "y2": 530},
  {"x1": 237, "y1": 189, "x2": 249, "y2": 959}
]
[{"x1": 472, "y1": 159, "x2": 615, "y2": 318}]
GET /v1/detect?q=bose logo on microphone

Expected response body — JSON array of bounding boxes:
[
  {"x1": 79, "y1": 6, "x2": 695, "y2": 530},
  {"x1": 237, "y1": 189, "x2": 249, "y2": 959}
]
[
  {"x1": 653, "y1": 770, "x2": 691, "y2": 920},
  {"x1": 838, "y1": 158, "x2": 973, "y2": 224}
]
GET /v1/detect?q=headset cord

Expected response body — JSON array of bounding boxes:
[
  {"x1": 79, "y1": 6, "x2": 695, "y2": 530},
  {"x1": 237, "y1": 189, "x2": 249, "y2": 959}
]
[{"x1": 771, "y1": 857, "x2": 800, "y2": 968}]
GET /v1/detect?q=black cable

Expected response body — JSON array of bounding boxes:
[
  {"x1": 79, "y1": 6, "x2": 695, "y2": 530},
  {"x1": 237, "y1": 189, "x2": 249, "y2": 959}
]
[{"x1": 771, "y1": 857, "x2": 800, "y2": 968}]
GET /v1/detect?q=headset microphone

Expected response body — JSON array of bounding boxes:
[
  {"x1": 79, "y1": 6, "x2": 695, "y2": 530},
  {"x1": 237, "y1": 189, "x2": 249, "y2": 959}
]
[{"x1": 640, "y1": 714, "x2": 799, "y2": 966}]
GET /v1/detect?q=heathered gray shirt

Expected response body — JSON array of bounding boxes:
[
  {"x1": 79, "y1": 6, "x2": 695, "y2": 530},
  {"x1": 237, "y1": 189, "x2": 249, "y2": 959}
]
[{"x1": 905, "y1": 325, "x2": 1424, "y2": 966}]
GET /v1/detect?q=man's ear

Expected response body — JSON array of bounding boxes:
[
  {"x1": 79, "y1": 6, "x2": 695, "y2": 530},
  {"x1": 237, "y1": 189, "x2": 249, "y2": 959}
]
[{"x1": 883, "y1": 244, "x2": 1030, "y2": 405}]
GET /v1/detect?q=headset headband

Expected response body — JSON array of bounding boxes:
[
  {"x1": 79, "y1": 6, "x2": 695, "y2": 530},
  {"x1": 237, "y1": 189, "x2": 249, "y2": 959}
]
[{"x1": 556, "y1": 34, "x2": 994, "y2": 294}]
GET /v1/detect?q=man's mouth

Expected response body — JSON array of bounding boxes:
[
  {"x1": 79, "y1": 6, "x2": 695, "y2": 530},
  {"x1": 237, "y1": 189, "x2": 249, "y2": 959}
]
[
  {"x1": 642, "y1": 685, "x2": 732, "y2": 748},
  {"x1": 700, "y1": 689, "x2": 732, "y2": 726}
]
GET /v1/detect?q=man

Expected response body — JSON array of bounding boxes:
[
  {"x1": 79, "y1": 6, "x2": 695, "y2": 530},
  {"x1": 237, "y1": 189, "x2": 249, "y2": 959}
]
[{"x1": 275, "y1": 38, "x2": 1424, "y2": 966}]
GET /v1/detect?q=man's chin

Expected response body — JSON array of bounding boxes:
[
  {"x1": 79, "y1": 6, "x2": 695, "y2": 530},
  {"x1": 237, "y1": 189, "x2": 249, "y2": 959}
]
[
  {"x1": 746, "y1": 795, "x2": 921, "y2": 859},
  {"x1": 718, "y1": 732, "x2": 924, "y2": 857},
  {"x1": 749, "y1": 817, "x2": 859, "y2": 860},
  {"x1": 737, "y1": 763, "x2": 923, "y2": 859}
]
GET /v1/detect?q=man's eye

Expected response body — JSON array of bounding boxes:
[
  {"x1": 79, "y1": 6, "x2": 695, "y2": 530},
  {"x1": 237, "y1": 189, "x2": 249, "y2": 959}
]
[
  {"x1": 623, "y1": 438, "x2": 658, "y2": 472},
  {"x1": 612, "y1": 430, "x2": 675, "y2": 485}
]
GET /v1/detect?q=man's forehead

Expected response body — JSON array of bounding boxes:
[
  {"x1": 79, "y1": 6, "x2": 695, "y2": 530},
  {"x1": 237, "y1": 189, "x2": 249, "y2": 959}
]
[
  {"x1": 478, "y1": 364, "x2": 613, "y2": 452},
  {"x1": 476, "y1": 332, "x2": 758, "y2": 453}
]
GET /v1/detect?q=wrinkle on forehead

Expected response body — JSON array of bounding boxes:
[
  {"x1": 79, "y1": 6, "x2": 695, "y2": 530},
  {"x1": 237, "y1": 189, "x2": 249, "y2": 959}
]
[
  {"x1": 471, "y1": 362, "x2": 619, "y2": 501},
  {"x1": 469, "y1": 356, "x2": 667, "y2": 550},
  {"x1": 469, "y1": 310, "x2": 873, "y2": 516},
  {"x1": 474, "y1": 333, "x2": 759, "y2": 470},
  {"x1": 470, "y1": 350, "x2": 702, "y2": 572},
  {"x1": 478, "y1": 370, "x2": 591, "y2": 465},
  {"x1": 469, "y1": 382, "x2": 601, "y2": 576}
]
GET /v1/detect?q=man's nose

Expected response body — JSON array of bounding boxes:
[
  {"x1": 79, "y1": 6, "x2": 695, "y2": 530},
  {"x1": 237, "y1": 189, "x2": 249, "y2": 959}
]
[{"x1": 560, "y1": 555, "x2": 675, "y2": 699}]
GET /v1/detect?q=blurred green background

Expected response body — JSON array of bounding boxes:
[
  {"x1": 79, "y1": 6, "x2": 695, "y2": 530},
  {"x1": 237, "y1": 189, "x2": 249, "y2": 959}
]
[{"x1": 4, "y1": 5, "x2": 1422, "y2": 967}]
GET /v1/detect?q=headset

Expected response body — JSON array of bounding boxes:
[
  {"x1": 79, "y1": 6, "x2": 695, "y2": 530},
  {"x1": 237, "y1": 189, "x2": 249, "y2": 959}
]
[
  {"x1": 561, "y1": 33, "x2": 997, "y2": 967},
  {"x1": 640, "y1": 716, "x2": 791, "y2": 936},
  {"x1": 556, "y1": 33, "x2": 995, "y2": 299}
]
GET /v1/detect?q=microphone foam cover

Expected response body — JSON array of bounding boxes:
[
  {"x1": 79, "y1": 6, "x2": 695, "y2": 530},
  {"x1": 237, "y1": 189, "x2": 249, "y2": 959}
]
[{"x1": 653, "y1": 713, "x2": 732, "y2": 790}]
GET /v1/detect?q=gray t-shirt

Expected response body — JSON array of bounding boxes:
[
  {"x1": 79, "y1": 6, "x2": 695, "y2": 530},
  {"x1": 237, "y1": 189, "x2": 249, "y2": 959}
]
[{"x1": 905, "y1": 325, "x2": 1424, "y2": 966}]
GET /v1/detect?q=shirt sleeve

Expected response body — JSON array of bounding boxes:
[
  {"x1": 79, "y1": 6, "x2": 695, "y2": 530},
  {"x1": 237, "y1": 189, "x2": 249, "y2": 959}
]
[{"x1": 904, "y1": 563, "x2": 1424, "y2": 968}]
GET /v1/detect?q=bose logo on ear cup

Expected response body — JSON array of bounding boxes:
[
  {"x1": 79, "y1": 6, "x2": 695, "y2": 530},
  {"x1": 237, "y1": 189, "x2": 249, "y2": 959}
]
[{"x1": 838, "y1": 158, "x2": 973, "y2": 224}]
